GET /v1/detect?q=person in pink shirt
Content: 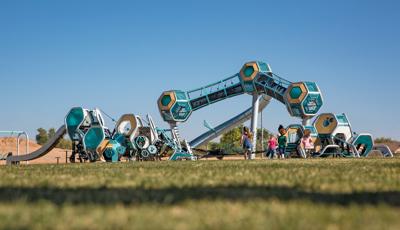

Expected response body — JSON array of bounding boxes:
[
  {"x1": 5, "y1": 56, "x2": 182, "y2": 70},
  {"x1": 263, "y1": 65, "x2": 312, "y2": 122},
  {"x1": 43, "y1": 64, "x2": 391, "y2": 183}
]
[
  {"x1": 301, "y1": 129, "x2": 314, "y2": 156},
  {"x1": 266, "y1": 135, "x2": 278, "y2": 159}
]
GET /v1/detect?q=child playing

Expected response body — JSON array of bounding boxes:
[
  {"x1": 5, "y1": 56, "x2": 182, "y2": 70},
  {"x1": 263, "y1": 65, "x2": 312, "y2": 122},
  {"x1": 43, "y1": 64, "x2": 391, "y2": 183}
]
[
  {"x1": 301, "y1": 129, "x2": 314, "y2": 157},
  {"x1": 356, "y1": 144, "x2": 366, "y2": 156},
  {"x1": 266, "y1": 135, "x2": 278, "y2": 159},
  {"x1": 278, "y1": 125, "x2": 287, "y2": 159}
]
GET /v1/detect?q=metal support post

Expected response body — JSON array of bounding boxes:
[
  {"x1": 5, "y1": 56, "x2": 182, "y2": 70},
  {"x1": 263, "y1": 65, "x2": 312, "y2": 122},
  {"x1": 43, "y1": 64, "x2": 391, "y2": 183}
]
[{"x1": 250, "y1": 94, "x2": 260, "y2": 160}]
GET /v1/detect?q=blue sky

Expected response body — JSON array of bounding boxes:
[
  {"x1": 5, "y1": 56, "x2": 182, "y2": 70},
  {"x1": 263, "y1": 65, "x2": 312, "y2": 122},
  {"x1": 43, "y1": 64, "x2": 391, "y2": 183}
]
[{"x1": 0, "y1": 0, "x2": 399, "y2": 141}]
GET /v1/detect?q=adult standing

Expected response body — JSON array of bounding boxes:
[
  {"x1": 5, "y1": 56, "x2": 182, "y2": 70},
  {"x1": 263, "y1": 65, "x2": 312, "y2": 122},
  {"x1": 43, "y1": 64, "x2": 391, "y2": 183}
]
[{"x1": 241, "y1": 126, "x2": 253, "y2": 160}]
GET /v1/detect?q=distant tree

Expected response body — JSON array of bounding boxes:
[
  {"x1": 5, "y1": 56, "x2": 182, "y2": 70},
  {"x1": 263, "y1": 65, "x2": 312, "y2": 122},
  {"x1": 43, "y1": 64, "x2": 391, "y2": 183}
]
[
  {"x1": 216, "y1": 126, "x2": 274, "y2": 154},
  {"x1": 208, "y1": 141, "x2": 221, "y2": 151},
  {"x1": 56, "y1": 138, "x2": 72, "y2": 150},
  {"x1": 48, "y1": 128, "x2": 56, "y2": 139},
  {"x1": 219, "y1": 125, "x2": 243, "y2": 154},
  {"x1": 35, "y1": 128, "x2": 72, "y2": 149},
  {"x1": 36, "y1": 128, "x2": 48, "y2": 145},
  {"x1": 375, "y1": 137, "x2": 394, "y2": 143}
]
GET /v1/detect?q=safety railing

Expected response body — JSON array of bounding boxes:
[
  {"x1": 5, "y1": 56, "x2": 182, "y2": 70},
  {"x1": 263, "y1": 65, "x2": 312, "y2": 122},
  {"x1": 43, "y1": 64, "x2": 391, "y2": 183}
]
[
  {"x1": 332, "y1": 136, "x2": 360, "y2": 157},
  {"x1": 0, "y1": 131, "x2": 29, "y2": 156},
  {"x1": 187, "y1": 74, "x2": 241, "y2": 100}
]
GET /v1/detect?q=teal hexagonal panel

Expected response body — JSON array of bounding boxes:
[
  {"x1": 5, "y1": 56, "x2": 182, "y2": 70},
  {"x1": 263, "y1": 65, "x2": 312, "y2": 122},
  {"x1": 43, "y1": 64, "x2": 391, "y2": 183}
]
[
  {"x1": 83, "y1": 126, "x2": 105, "y2": 151},
  {"x1": 65, "y1": 107, "x2": 85, "y2": 141},
  {"x1": 175, "y1": 90, "x2": 188, "y2": 100},
  {"x1": 305, "y1": 82, "x2": 319, "y2": 92},
  {"x1": 335, "y1": 114, "x2": 349, "y2": 124},
  {"x1": 257, "y1": 61, "x2": 271, "y2": 73},
  {"x1": 243, "y1": 81, "x2": 256, "y2": 93},
  {"x1": 290, "y1": 86, "x2": 303, "y2": 99},
  {"x1": 352, "y1": 134, "x2": 374, "y2": 157},
  {"x1": 161, "y1": 95, "x2": 172, "y2": 107},
  {"x1": 289, "y1": 104, "x2": 303, "y2": 117},
  {"x1": 171, "y1": 101, "x2": 192, "y2": 121},
  {"x1": 243, "y1": 66, "x2": 255, "y2": 78},
  {"x1": 302, "y1": 94, "x2": 323, "y2": 115}
]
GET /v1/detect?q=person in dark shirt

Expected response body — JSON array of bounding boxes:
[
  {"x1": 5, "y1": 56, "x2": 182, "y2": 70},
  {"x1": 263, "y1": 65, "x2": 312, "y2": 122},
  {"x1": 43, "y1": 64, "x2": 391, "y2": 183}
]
[{"x1": 278, "y1": 125, "x2": 287, "y2": 159}]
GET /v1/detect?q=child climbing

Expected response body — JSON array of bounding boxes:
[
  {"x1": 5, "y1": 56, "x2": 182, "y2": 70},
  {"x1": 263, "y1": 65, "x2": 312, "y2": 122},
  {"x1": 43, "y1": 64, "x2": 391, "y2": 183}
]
[
  {"x1": 278, "y1": 125, "x2": 287, "y2": 159},
  {"x1": 301, "y1": 129, "x2": 314, "y2": 157},
  {"x1": 241, "y1": 126, "x2": 253, "y2": 160},
  {"x1": 356, "y1": 144, "x2": 366, "y2": 156},
  {"x1": 266, "y1": 135, "x2": 278, "y2": 159}
]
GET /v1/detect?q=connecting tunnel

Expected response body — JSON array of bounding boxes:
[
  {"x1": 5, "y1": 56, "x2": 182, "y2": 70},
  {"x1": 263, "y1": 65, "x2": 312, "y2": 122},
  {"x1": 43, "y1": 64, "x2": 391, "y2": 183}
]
[{"x1": 158, "y1": 61, "x2": 324, "y2": 148}]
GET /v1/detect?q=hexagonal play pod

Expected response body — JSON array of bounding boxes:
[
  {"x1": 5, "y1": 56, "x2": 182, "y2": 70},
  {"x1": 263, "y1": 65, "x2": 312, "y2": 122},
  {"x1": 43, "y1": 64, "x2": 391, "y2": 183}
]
[
  {"x1": 158, "y1": 90, "x2": 193, "y2": 123},
  {"x1": 83, "y1": 125, "x2": 105, "y2": 152},
  {"x1": 115, "y1": 114, "x2": 138, "y2": 137},
  {"x1": 302, "y1": 94, "x2": 323, "y2": 115},
  {"x1": 285, "y1": 83, "x2": 308, "y2": 104},
  {"x1": 314, "y1": 113, "x2": 338, "y2": 135},
  {"x1": 284, "y1": 82, "x2": 323, "y2": 118},
  {"x1": 171, "y1": 101, "x2": 192, "y2": 122},
  {"x1": 158, "y1": 91, "x2": 177, "y2": 111},
  {"x1": 65, "y1": 107, "x2": 87, "y2": 141},
  {"x1": 240, "y1": 62, "x2": 259, "y2": 82}
]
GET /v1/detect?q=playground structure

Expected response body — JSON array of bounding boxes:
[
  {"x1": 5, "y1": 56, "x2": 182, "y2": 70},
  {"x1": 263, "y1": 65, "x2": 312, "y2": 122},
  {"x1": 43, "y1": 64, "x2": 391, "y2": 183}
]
[
  {"x1": 158, "y1": 61, "x2": 323, "y2": 159},
  {"x1": 285, "y1": 113, "x2": 393, "y2": 158},
  {"x1": 158, "y1": 61, "x2": 391, "y2": 158},
  {"x1": 6, "y1": 107, "x2": 194, "y2": 164},
  {"x1": 65, "y1": 108, "x2": 194, "y2": 162},
  {"x1": 4, "y1": 60, "x2": 393, "y2": 164}
]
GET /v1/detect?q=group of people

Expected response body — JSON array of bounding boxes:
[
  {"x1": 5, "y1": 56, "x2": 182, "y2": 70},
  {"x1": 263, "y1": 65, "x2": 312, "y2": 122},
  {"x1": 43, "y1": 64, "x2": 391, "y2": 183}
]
[
  {"x1": 265, "y1": 125, "x2": 288, "y2": 159},
  {"x1": 241, "y1": 125, "x2": 315, "y2": 160},
  {"x1": 266, "y1": 125, "x2": 315, "y2": 159}
]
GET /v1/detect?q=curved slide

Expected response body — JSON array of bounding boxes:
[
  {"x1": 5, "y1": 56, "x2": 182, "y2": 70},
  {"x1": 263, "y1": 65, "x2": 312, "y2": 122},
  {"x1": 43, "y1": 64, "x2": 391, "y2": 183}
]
[
  {"x1": 6, "y1": 125, "x2": 66, "y2": 165},
  {"x1": 189, "y1": 95, "x2": 272, "y2": 148}
]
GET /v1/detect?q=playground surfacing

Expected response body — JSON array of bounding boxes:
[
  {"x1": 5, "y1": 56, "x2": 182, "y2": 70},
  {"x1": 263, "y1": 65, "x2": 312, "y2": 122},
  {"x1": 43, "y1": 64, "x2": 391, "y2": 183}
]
[
  {"x1": 0, "y1": 137, "x2": 68, "y2": 165},
  {"x1": 0, "y1": 159, "x2": 399, "y2": 229}
]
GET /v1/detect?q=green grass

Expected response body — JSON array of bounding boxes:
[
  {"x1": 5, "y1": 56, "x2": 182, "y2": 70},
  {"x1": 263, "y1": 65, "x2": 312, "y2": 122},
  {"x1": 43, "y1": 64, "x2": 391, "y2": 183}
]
[{"x1": 0, "y1": 158, "x2": 399, "y2": 230}]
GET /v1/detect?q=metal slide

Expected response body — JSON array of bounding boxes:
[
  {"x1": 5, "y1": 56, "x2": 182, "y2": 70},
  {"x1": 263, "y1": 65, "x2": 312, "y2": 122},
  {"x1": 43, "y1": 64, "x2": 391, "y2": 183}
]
[
  {"x1": 189, "y1": 95, "x2": 272, "y2": 148},
  {"x1": 6, "y1": 125, "x2": 66, "y2": 165}
]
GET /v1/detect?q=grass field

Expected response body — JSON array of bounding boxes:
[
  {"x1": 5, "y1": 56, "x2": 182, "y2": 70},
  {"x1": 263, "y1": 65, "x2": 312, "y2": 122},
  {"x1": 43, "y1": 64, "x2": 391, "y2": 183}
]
[{"x1": 0, "y1": 158, "x2": 399, "y2": 230}]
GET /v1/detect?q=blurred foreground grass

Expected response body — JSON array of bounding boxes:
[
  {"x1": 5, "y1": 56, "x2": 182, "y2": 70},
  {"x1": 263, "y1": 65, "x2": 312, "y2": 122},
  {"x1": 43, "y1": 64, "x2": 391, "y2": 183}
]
[{"x1": 0, "y1": 158, "x2": 399, "y2": 229}]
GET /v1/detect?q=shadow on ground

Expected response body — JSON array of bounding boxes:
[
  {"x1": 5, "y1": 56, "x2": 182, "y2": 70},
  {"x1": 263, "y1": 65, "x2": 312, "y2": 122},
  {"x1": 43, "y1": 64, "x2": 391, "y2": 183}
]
[{"x1": 0, "y1": 185, "x2": 399, "y2": 207}]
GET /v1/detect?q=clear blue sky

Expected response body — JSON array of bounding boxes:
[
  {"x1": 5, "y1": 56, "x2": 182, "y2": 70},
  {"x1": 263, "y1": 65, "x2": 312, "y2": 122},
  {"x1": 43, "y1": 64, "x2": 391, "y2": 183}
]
[{"x1": 1, "y1": 0, "x2": 399, "y2": 141}]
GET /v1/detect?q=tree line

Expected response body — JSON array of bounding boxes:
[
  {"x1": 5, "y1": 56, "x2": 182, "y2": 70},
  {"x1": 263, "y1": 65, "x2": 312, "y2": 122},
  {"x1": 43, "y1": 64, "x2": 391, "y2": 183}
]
[
  {"x1": 206, "y1": 125, "x2": 273, "y2": 154},
  {"x1": 35, "y1": 128, "x2": 72, "y2": 149}
]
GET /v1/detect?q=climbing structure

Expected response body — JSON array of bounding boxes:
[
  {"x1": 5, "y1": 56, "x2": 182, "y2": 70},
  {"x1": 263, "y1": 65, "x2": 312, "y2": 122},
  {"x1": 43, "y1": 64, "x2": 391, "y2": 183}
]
[
  {"x1": 157, "y1": 61, "x2": 391, "y2": 158},
  {"x1": 285, "y1": 113, "x2": 382, "y2": 158},
  {"x1": 158, "y1": 61, "x2": 323, "y2": 124},
  {"x1": 6, "y1": 60, "x2": 392, "y2": 164},
  {"x1": 7, "y1": 107, "x2": 194, "y2": 165},
  {"x1": 158, "y1": 61, "x2": 324, "y2": 151},
  {"x1": 65, "y1": 108, "x2": 194, "y2": 163}
]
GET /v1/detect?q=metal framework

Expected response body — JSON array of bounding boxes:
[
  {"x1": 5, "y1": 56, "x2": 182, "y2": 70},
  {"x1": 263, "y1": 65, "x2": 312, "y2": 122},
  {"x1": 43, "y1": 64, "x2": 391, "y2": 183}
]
[{"x1": 0, "y1": 130, "x2": 29, "y2": 156}]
